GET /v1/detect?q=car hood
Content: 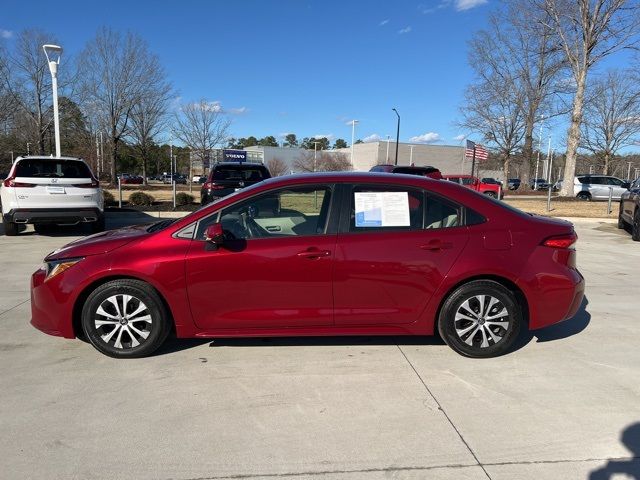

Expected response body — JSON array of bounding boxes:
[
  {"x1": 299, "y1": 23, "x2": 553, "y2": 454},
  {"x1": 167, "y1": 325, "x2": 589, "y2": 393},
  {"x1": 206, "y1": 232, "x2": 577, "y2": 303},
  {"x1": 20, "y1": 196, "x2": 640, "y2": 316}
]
[{"x1": 45, "y1": 224, "x2": 150, "y2": 261}]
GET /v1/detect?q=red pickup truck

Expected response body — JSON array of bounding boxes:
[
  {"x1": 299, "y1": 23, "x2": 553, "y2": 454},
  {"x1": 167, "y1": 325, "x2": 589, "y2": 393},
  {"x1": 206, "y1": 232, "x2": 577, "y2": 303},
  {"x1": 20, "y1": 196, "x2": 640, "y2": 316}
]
[{"x1": 443, "y1": 175, "x2": 503, "y2": 199}]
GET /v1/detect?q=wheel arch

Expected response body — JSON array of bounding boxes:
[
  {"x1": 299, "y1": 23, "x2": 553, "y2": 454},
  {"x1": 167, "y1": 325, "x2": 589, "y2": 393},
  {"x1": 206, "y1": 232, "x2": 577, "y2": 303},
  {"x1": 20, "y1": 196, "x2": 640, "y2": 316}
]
[
  {"x1": 72, "y1": 275, "x2": 176, "y2": 339},
  {"x1": 434, "y1": 274, "x2": 530, "y2": 331}
]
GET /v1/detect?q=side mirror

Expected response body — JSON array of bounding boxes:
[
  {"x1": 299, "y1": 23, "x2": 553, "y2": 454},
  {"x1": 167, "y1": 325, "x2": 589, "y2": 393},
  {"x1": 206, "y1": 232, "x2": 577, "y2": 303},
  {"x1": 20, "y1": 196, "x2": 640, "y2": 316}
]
[{"x1": 205, "y1": 223, "x2": 225, "y2": 246}]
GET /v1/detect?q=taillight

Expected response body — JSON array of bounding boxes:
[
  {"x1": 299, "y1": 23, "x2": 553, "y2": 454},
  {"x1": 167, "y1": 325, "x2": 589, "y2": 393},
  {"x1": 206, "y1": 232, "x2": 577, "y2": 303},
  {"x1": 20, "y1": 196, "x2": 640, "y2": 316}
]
[
  {"x1": 203, "y1": 182, "x2": 224, "y2": 190},
  {"x1": 74, "y1": 178, "x2": 100, "y2": 188},
  {"x1": 542, "y1": 232, "x2": 577, "y2": 249},
  {"x1": 3, "y1": 177, "x2": 36, "y2": 188}
]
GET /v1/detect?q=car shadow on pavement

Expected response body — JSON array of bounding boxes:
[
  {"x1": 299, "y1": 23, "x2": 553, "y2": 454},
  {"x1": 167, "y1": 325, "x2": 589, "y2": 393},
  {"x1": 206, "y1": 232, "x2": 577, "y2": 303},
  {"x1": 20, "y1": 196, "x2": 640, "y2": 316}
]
[
  {"x1": 512, "y1": 296, "x2": 591, "y2": 352},
  {"x1": 206, "y1": 335, "x2": 444, "y2": 348},
  {"x1": 588, "y1": 422, "x2": 640, "y2": 479}
]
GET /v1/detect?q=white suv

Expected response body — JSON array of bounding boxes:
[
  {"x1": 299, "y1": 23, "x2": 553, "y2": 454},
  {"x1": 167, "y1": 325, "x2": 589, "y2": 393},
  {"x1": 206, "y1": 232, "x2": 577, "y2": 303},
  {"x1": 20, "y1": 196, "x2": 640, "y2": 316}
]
[
  {"x1": 1, "y1": 156, "x2": 104, "y2": 236},
  {"x1": 555, "y1": 175, "x2": 630, "y2": 201}
]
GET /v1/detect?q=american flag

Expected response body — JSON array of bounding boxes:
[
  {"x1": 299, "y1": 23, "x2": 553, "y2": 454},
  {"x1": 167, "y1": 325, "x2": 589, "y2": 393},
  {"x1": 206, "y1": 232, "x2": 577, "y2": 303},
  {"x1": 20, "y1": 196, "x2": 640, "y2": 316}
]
[{"x1": 465, "y1": 140, "x2": 489, "y2": 161}]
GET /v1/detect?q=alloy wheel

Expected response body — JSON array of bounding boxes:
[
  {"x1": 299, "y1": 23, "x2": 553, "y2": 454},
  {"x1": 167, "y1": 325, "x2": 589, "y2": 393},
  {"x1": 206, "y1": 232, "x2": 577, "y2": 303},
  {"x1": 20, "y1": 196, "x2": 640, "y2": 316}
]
[
  {"x1": 454, "y1": 295, "x2": 510, "y2": 348},
  {"x1": 94, "y1": 294, "x2": 153, "y2": 350}
]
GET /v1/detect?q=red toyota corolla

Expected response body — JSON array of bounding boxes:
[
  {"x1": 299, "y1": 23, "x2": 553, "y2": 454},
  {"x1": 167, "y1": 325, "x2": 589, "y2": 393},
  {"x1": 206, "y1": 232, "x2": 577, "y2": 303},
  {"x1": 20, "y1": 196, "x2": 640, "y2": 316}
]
[{"x1": 31, "y1": 172, "x2": 584, "y2": 359}]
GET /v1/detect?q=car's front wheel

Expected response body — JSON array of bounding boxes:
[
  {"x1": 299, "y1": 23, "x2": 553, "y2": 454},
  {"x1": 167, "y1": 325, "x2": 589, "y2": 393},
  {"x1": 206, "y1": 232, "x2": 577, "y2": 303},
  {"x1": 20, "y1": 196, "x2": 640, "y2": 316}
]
[
  {"x1": 618, "y1": 202, "x2": 626, "y2": 229},
  {"x1": 438, "y1": 280, "x2": 522, "y2": 358},
  {"x1": 632, "y1": 210, "x2": 640, "y2": 242},
  {"x1": 576, "y1": 192, "x2": 591, "y2": 201},
  {"x1": 81, "y1": 279, "x2": 172, "y2": 358}
]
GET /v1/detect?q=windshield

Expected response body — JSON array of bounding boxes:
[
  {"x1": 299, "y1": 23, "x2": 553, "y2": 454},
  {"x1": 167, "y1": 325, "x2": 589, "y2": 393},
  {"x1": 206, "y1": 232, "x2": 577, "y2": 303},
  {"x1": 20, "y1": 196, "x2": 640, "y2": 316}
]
[
  {"x1": 15, "y1": 159, "x2": 93, "y2": 178},
  {"x1": 146, "y1": 218, "x2": 177, "y2": 233}
]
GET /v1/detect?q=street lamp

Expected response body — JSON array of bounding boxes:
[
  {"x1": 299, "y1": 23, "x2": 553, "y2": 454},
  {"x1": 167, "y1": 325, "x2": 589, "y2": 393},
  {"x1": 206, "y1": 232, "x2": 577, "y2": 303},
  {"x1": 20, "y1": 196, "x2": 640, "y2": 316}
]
[
  {"x1": 409, "y1": 145, "x2": 415, "y2": 165},
  {"x1": 386, "y1": 135, "x2": 391, "y2": 163},
  {"x1": 349, "y1": 120, "x2": 359, "y2": 165},
  {"x1": 43, "y1": 44, "x2": 63, "y2": 158},
  {"x1": 26, "y1": 142, "x2": 31, "y2": 155},
  {"x1": 313, "y1": 141, "x2": 320, "y2": 172},
  {"x1": 392, "y1": 108, "x2": 400, "y2": 165}
]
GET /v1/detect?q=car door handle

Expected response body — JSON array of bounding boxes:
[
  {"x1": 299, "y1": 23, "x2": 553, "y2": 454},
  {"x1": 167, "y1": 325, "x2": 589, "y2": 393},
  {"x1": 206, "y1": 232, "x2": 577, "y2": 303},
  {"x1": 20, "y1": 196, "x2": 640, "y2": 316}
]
[
  {"x1": 420, "y1": 240, "x2": 453, "y2": 251},
  {"x1": 297, "y1": 249, "x2": 331, "y2": 259}
]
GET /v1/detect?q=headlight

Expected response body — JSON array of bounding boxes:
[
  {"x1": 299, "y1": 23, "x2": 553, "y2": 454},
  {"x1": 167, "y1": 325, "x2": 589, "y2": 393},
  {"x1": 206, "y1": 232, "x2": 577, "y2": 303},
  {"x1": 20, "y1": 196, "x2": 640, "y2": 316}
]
[{"x1": 44, "y1": 257, "x2": 84, "y2": 281}]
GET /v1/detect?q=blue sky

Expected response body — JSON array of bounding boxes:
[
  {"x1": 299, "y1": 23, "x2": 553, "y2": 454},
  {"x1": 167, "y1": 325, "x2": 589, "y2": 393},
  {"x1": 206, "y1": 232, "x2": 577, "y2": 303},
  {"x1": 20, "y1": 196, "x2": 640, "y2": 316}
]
[{"x1": 3, "y1": 0, "x2": 628, "y2": 149}]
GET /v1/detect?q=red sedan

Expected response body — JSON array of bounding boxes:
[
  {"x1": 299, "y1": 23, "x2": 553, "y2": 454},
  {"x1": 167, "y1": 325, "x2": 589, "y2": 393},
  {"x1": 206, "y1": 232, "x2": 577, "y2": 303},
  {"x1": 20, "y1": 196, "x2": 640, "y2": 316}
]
[{"x1": 31, "y1": 172, "x2": 584, "y2": 358}]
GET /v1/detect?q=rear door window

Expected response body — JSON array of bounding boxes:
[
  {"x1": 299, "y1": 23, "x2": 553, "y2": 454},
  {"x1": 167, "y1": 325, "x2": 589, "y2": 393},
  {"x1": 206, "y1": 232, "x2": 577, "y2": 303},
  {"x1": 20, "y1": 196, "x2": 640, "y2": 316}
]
[
  {"x1": 15, "y1": 159, "x2": 92, "y2": 178},
  {"x1": 349, "y1": 185, "x2": 424, "y2": 232}
]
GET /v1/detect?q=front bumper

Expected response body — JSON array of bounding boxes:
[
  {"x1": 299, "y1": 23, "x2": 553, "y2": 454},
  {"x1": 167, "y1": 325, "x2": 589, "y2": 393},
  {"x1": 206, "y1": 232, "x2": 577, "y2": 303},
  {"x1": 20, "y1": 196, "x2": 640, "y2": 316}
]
[
  {"x1": 30, "y1": 267, "x2": 77, "y2": 338},
  {"x1": 4, "y1": 207, "x2": 103, "y2": 225}
]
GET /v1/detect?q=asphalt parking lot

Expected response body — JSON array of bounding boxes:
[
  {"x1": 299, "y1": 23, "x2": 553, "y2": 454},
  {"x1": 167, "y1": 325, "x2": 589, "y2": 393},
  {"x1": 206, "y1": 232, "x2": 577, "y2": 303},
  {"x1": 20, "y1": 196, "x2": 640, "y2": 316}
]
[{"x1": 1, "y1": 214, "x2": 639, "y2": 480}]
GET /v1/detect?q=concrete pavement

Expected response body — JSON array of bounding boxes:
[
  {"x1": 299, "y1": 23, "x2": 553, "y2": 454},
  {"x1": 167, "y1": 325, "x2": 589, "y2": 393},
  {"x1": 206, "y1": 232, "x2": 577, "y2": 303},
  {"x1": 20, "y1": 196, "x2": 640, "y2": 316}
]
[{"x1": 1, "y1": 216, "x2": 639, "y2": 479}]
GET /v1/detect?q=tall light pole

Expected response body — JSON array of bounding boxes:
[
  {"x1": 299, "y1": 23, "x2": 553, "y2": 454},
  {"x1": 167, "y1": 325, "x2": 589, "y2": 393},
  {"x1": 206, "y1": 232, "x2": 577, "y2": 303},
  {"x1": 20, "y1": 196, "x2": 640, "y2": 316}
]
[
  {"x1": 392, "y1": 108, "x2": 400, "y2": 165},
  {"x1": 627, "y1": 162, "x2": 633, "y2": 180},
  {"x1": 409, "y1": 145, "x2": 415, "y2": 165},
  {"x1": 43, "y1": 44, "x2": 63, "y2": 158},
  {"x1": 26, "y1": 142, "x2": 31, "y2": 155},
  {"x1": 350, "y1": 120, "x2": 358, "y2": 165},
  {"x1": 386, "y1": 135, "x2": 391, "y2": 163},
  {"x1": 313, "y1": 141, "x2": 320, "y2": 172}
]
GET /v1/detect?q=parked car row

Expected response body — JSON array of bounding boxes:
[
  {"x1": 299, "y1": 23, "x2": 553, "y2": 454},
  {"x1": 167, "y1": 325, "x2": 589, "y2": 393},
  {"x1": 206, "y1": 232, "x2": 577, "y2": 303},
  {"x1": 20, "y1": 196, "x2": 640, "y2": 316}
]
[{"x1": 555, "y1": 175, "x2": 631, "y2": 201}]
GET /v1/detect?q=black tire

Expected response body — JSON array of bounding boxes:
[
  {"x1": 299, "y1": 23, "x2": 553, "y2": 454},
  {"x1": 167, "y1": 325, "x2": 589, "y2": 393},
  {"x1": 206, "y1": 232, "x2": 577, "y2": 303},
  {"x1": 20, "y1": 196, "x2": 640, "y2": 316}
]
[
  {"x1": 437, "y1": 280, "x2": 522, "y2": 358},
  {"x1": 4, "y1": 219, "x2": 18, "y2": 236},
  {"x1": 483, "y1": 191, "x2": 498, "y2": 199},
  {"x1": 618, "y1": 202, "x2": 626, "y2": 229},
  {"x1": 81, "y1": 279, "x2": 172, "y2": 358},
  {"x1": 632, "y1": 210, "x2": 640, "y2": 242},
  {"x1": 90, "y1": 215, "x2": 105, "y2": 234},
  {"x1": 576, "y1": 192, "x2": 591, "y2": 201}
]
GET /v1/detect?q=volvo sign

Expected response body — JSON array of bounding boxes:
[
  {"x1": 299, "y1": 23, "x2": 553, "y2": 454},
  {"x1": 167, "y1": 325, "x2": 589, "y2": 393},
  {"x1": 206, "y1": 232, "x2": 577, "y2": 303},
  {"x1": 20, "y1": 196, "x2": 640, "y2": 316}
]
[{"x1": 223, "y1": 149, "x2": 247, "y2": 163}]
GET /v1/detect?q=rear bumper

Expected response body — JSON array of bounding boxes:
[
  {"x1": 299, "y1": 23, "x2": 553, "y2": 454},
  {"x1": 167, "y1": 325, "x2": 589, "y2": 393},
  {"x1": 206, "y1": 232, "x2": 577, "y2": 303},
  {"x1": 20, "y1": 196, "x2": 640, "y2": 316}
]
[{"x1": 3, "y1": 207, "x2": 103, "y2": 225}]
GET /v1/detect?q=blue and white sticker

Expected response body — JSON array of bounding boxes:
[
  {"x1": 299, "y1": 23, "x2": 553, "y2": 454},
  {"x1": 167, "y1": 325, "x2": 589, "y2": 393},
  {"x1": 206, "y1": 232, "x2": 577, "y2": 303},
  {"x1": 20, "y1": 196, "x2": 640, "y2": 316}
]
[{"x1": 354, "y1": 191, "x2": 410, "y2": 227}]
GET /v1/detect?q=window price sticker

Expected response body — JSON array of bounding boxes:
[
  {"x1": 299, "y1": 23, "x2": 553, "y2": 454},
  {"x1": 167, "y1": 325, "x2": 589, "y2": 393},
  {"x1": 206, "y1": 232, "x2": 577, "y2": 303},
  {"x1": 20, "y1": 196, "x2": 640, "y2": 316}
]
[{"x1": 354, "y1": 191, "x2": 410, "y2": 227}]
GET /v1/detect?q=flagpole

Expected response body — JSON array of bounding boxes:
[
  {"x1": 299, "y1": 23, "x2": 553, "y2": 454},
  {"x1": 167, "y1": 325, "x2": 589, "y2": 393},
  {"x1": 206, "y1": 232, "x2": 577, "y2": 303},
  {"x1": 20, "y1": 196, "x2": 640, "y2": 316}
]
[{"x1": 471, "y1": 146, "x2": 477, "y2": 178}]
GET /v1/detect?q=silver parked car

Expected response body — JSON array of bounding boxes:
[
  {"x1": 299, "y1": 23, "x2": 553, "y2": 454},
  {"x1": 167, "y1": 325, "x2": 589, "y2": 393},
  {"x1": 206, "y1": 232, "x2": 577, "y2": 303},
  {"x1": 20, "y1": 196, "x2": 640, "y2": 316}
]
[{"x1": 555, "y1": 175, "x2": 630, "y2": 201}]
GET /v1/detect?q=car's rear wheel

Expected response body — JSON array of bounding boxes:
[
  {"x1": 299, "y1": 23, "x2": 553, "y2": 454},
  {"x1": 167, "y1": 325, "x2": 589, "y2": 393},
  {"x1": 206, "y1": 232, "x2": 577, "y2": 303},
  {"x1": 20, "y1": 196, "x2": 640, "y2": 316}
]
[
  {"x1": 632, "y1": 210, "x2": 640, "y2": 242},
  {"x1": 81, "y1": 279, "x2": 172, "y2": 358},
  {"x1": 438, "y1": 280, "x2": 522, "y2": 358},
  {"x1": 3, "y1": 219, "x2": 18, "y2": 236},
  {"x1": 576, "y1": 192, "x2": 591, "y2": 201}
]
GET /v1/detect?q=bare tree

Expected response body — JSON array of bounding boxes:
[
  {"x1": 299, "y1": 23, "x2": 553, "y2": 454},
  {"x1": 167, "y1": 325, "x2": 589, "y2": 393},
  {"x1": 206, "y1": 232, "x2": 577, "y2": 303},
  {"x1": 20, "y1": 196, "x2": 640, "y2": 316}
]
[
  {"x1": 539, "y1": 0, "x2": 640, "y2": 196},
  {"x1": 459, "y1": 73, "x2": 527, "y2": 182},
  {"x1": 78, "y1": 28, "x2": 158, "y2": 183},
  {"x1": 468, "y1": 2, "x2": 566, "y2": 185},
  {"x1": 0, "y1": 29, "x2": 63, "y2": 154},
  {"x1": 580, "y1": 70, "x2": 640, "y2": 174},
  {"x1": 265, "y1": 157, "x2": 288, "y2": 176},
  {"x1": 294, "y1": 151, "x2": 352, "y2": 172},
  {"x1": 172, "y1": 99, "x2": 230, "y2": 170},
  {"x1": 127, "y1": 67, "x2": 172, "y2": 185}
]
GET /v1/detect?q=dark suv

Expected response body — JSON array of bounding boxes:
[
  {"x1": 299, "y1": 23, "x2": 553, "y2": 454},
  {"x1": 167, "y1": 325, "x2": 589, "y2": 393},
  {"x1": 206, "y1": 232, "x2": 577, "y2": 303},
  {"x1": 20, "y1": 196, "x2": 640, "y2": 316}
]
[
  {"x1": 201, "y1": 163, "x2": 271, "y2": 206},
  {"x1": 369, "y1": 164, "x2": 443, "y2": 179},
  {"x1": 618, "y1": 178, "x2": 640, "y2": 241}
]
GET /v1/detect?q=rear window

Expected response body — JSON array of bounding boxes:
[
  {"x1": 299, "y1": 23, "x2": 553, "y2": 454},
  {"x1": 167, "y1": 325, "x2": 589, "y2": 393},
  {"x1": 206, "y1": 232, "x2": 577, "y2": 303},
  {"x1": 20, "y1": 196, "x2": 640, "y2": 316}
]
[
  {"x1": 15, "y1": 159, "x2": 92, "y2": 179},
  {"x1": 212, "y1": 166, "x2": 268, "y2": 181}
]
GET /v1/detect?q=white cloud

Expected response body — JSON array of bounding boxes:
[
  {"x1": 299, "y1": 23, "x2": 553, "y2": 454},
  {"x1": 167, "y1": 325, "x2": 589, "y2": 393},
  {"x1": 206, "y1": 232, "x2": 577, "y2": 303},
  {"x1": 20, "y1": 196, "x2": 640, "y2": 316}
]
[
  {"x1": 201, "y1": 101, "x2": 223, "y2": 113},
  {"x1": 398, "y1": 26, "x2": 412, "y2": 34},
  {"x1": 379, "y1": 19, "x2": 389, "y2": 26},
  {"x1": 227, "y1": 106, "x2": 248, "y2": 115},
  {"x1": 314, "y1": 134, "x2": 335, "y2": 141},
  {"x1": 363, "y1": 134, "x2": 383, "y2": 143},
  {"x1": 454, "y1": 0, "x2": 487, "y2": 11},
  {"x1": 0, "y1": 29, "x2": 13, "y2": 39},
  {"x1": 453, "y1": 134, "x2": 466, "y2": 142},
  {"x1": 409, "y1": 132, "x2": 442, "y2": 144}
]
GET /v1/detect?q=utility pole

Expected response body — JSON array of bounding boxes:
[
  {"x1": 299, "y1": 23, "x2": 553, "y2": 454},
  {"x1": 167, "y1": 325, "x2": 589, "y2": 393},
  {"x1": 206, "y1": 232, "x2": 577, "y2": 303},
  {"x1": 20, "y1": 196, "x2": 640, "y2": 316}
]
[
  {"x1": 350, "y1": 120, "x2": 358, "y2": 166},
  {"x1": 386, "y1": 135, "x2": 391, "y2": 163},
  {"x1": 43, "y1": 45, "x2": 63, "y2": 157},
  {"x1": 409, "y1": 145, "x2": 415, "y2": 166},
  {"x1": 392, "y1": 108, "x2": 400, "y2": 165},
  {"x1": 313, "y1": 141, "x2": 320, "y2": 172}
]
